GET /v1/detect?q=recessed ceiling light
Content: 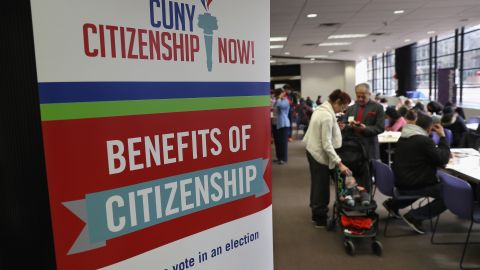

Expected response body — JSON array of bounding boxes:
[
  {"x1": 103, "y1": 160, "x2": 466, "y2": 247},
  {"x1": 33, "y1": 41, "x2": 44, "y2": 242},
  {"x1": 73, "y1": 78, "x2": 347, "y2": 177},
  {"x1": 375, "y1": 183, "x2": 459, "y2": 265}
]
[
  {"x1": 328, "y1": 34, "x2": 368, "y2": 39},
  {"x1": 305, "y1": 55, "x2": 328, "y2": 58},
  {"x1": 394, "y1": 10, "x2": 404, "y2": 14},
  {"x1": 427, "y1": 31, "x2": 435, "y2": 35},
  {"x1": 328, "y1": 50, "x2": 334, "y2": 53},
  {"x1": 307, "y1": 13, "x2": 318, "y2": 18},
  {"x1": 270, "y1": 37, "x2": 287, "y2": 42},
  {"x1": 404, "y1": 39, "x2": 411, "y2": 42},
  {"x1": 318, "y1": 42, "x2": 351, "y2": 46},
  {"x1": 270, "y1": 45, "x2": 284, "y2": 49},
  {"x1": 284, "y1": 52, "x2": 290, "y2": 55}
]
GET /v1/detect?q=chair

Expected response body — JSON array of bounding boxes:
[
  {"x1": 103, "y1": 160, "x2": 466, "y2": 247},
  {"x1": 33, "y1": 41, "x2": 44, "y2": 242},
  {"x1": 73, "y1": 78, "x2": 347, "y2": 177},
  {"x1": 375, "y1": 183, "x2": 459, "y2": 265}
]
[
  {"x1": 444, "y1": 128, "x2": 453, "y2": 146},
  {"x1": 432, "y1": 171, "x2": 480, "y2": 269},
  {"x1": 466, "y1": 116, "x2": 480, "y2": 124},
  {"x1": 372, "y1": 160, "x2": 431, "y2": 237},
  {"x1": 432, "y1": 129, "x2": 453, "y2": 146},
  {"x1": 432, "y1": 131, "x2": 440, "y2": 145}
]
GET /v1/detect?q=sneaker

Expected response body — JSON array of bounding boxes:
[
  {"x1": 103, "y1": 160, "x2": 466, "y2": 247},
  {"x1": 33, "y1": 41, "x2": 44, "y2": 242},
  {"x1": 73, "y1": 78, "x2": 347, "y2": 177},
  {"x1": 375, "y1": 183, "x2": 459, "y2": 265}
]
[
  {"x1": 278, "y1": 160, "x2": 286, "y2": 165},
  {"x1": 382, "y1": 199, "x2": 401, "y2": 219},
  {"x1": 401, "y1": 213, "x2": 425, "y2": 234},
  {"x1": 314, "y1": 217, "x2": 327, "y2": 228}
]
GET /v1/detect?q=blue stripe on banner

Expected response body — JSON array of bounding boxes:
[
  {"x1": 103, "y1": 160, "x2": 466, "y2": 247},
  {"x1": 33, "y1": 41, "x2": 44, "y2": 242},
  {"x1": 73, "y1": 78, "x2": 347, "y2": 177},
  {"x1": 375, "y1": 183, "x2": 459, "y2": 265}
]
[{"x1": 38, "y1": 81, "x2": 270, "y2": 104}]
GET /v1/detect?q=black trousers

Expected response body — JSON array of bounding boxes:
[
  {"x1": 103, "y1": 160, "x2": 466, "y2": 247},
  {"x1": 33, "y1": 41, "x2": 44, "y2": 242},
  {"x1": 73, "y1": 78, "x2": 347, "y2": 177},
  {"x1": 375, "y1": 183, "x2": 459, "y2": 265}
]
[
  {"x1": 277, "y1": 127, "x2": 289, "y2": 162},
  {"x1": 391, "y1": 183, "x2": 446, "y2": 221},
  {"x1": 272, "y1": 124, "x2": 280, "y2": 161},
  {"x1": 306, "y1": 151, "x2": 332, "y2": 219}
]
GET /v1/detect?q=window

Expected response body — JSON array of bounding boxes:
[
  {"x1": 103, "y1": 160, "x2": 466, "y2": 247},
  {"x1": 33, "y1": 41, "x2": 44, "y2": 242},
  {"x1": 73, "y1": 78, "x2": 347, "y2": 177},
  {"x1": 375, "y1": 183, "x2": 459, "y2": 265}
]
[
  {"x1": 462, "y1": 27, "x2": 480, "y2": 106},
  {"x1": 415, "y1": 43, "x2": 432, "y2": 98},
  {"x1": 367, "y1": 57, "x2": 373, "y2": 89},
  {"x1": 437, "y1": 37, "x2": 455, "y2": 56},
  {"x1": 437, "y1": 55, "x2": 454, "y2": 69},
  {"x1": 384, "y1": 52, "x2": 396, "y2": 96},
  {"x1": 367, "y1": 53, "x2": 396, "y2": 96},
  {"x1": 364, "y1": 24, "x2": 480, "y2": 106}
]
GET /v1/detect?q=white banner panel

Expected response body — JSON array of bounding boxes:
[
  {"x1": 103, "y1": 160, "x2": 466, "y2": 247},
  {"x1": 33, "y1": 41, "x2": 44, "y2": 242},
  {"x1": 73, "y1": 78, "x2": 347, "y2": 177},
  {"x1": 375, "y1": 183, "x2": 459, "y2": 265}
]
[
  {"x1": 31, "y1": 0, "x2": 269, "y2": 82},
  {"x1": 101, "y1": 206, "x2": 273, "y2": 270},
  {"x1": 30, "y1": 0, "x2": 272, "y2": 269}
]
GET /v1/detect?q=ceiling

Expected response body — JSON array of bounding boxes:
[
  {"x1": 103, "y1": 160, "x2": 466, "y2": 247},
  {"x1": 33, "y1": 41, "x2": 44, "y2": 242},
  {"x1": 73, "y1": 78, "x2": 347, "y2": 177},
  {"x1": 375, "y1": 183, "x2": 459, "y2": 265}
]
[{"x1": 270, "y1": 0, "x2": 480, "y2": 65}]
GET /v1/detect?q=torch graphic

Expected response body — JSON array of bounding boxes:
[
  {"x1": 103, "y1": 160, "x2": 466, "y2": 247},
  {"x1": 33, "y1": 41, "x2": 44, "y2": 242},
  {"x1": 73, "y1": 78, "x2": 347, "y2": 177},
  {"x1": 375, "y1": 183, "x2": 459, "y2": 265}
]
[{"x1": 197, "y1": 0, "x2": 218, "y2": 72}]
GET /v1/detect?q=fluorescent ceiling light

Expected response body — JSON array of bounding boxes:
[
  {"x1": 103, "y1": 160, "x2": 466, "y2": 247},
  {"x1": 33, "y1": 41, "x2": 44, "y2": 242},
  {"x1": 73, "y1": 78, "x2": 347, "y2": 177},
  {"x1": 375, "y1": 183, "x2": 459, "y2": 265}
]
[
  {"x1": 328, "y1": 50, "x2": 334, "y2": 53},
  {"x1": 318, "y1": 42, "x2": 351, "y2": 46},
  {"x1": 270, "y1": 45, "x2": 284, "y2": 49},
  {"x1": 394, "y1": 10, "x2": 404, "y2": 14},
  {"x1": 307, "y1": 13, "x2": 318, "y2": 18},
  {"x1": 305, "y1": 55, "x2": 328, "y2": 58},
  {"x1": 270, "y1": 60, "x2": 276, "y2": 63},
  {"x1": 270, "y1": 37, "x2": 287, "y2": 42},
  {"x1": 284, "y1": 52, "x2": 291, "y2": 55},
  {"x1": 328, "y1": 34, "x2": 368, "y2": 39},
  {"x1": 404, "y1": 39, "x2": 411, "y2": 42},
  {"x1": 427, "y1": 31, "x2": 436, "y2": 34},
  {"x1": 310, "y1": 58, "x2": 316, "y2": 61}
]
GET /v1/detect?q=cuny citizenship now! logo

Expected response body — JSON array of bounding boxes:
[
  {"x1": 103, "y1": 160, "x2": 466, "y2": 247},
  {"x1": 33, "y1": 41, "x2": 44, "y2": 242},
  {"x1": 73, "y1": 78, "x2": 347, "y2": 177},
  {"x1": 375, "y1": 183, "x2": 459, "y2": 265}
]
[{"x1": 81, "y1": 0, "x2": 256, "y2": 72}]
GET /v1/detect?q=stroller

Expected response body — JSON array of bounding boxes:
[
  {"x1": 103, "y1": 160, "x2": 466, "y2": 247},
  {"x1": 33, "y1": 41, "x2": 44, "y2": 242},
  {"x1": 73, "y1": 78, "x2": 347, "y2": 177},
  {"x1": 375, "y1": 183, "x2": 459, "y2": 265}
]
[{"x1": 326, "y1": 136, "x2": 383, "y2": 256}]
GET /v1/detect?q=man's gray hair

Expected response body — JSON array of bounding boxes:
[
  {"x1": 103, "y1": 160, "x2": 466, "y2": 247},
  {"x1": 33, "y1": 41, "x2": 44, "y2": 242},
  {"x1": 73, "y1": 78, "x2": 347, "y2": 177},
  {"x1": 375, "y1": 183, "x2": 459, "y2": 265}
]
[{"x1": 355, "y1": 83, "x2": 371, "y2": 93}]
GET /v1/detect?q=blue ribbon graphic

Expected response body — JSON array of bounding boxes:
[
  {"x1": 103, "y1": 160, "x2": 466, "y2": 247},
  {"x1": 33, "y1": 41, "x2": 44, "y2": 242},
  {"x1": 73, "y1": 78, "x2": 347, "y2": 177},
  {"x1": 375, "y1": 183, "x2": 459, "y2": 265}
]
[{"x1": 63, "y1": 158, "x2": 269, "y2": 254}]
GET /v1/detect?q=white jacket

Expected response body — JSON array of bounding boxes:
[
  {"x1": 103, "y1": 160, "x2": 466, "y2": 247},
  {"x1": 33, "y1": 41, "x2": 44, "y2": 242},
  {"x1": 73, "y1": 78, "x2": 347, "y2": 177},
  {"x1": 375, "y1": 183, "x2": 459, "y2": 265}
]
[{"x1": 303, "y1": 101, "x2": 342, "y2": 169}]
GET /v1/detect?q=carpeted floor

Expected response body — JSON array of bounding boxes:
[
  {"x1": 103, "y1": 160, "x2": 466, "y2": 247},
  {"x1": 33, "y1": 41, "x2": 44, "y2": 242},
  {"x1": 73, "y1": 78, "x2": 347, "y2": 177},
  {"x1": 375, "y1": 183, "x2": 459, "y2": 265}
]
[{"x1": 272, "y1": 139, "x2": 480, "y2": 270}]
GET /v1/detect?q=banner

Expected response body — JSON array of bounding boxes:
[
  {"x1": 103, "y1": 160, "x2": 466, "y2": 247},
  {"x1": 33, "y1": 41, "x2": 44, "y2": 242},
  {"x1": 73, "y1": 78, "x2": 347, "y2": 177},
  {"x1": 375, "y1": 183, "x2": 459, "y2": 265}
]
[
  {"x1": 437, "y1": 68, "x2": 456, "y2": 105},
  {"x1": 30, "y1": 0, "x2": 272, "y2": 269}
]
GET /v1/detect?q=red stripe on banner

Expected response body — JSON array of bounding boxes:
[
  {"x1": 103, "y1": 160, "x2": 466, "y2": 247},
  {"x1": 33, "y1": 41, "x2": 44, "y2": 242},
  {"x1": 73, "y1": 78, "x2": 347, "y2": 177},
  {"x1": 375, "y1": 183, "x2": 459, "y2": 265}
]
[{"x1": 41, "y1": 107, "x2": 272, "y2": 270}]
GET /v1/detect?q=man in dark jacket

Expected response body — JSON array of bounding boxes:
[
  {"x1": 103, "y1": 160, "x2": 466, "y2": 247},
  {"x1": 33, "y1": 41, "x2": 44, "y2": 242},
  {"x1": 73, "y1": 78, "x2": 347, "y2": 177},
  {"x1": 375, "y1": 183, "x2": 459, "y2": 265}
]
[
  {"x1": 385, "y1": 113, "x2": 450, "y2": 234},
  {"x1": 342, "y1": 83, "x2": 385, "y2": 160}
]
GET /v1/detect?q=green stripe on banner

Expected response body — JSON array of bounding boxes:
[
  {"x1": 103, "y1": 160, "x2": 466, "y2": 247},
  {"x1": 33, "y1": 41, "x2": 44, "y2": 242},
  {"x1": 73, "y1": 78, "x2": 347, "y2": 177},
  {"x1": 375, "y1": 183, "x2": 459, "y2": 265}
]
[{"x1": 40, "y1": 96, "x2": 270, "y2": 121}]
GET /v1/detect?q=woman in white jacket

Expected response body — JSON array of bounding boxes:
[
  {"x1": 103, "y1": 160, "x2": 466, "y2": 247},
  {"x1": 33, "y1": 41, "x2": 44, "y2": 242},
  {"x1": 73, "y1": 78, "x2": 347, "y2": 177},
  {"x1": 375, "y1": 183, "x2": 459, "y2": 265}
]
[{"x1": 303, "y1": 89, "x2": 352, "y2": 227}]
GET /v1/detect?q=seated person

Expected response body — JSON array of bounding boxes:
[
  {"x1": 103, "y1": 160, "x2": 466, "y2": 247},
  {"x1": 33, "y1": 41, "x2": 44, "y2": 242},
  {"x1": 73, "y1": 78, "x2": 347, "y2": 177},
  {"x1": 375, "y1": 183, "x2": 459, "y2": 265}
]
[
  {"x1": 397, "y1": 106, "x2": 408, "y2": 118},
  {"x1": 441, "y1": 112, "x2": 468, "y2": 147},
  {"x1": 445, "y1": 102, "x2": 467, "y2": 120},
  {"x1": 380, "y1": 98, "x2": 389, "y2": 111},
  {"x1": 340, "y1": 175, "x2": 370, "y2": 207},
  {"x1": 385, "y1": 106, "x2": 407, "y2": 131},
  {"x1": 427, "y1": 101, "x2": 443, "y2": 116},
  {"x1": 383, "y1": 113, "x2": 450, "y2": 234},
  {"x1": 413, "y1": 101, "x2": 426, "y2": 113},
  {"x1": 405, "y1": 109, "x2": 418, "y2": 125}
]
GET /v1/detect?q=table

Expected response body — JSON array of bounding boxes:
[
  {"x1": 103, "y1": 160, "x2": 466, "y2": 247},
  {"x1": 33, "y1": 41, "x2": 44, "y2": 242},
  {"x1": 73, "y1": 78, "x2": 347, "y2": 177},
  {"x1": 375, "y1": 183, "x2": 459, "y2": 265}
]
[
  {"x1": 378, "y1": 131, "x2": 401, "y2": 166},
  {"x1": 466, "y1": 123, "x2": 479, "y2": 131},
  {"x1": 446, "y1": 148, "x2": 480, "y2": 183}
]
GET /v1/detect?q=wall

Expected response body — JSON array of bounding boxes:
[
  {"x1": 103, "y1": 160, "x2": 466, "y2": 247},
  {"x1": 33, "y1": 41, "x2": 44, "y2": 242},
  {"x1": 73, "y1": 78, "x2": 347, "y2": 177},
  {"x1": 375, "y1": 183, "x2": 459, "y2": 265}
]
[
  {"x1": 300, "y1": 61, "x2": 356, "y2": 101},
  {"x1": 345, "y1": 62, "x2": 356, "y2": 96}
]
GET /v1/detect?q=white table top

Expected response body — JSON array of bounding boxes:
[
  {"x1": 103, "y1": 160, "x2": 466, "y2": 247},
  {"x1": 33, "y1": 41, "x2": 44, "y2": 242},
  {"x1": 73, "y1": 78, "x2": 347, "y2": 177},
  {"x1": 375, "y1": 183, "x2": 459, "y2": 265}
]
[
  {"x1": 466, "y1": 123, "x2": 479, "y2": 130},
  {"x1": 378, "y1": 131, "x2": 402, "y2": 143},
  {"x1": 446, "y1": 148, "x2": 480, "y2": 182}
]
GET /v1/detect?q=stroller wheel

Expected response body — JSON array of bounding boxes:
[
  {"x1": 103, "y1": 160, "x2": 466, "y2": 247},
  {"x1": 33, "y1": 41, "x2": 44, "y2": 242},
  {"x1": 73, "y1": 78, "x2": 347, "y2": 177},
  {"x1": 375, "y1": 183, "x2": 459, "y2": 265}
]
[
  {"x1": 371, "y1": 240, "x2": 383, "y2": 256},
  {"x1": 326, "y1": 218, "x2": 336, "y2": 231},
  {"x1": 344, "y1": 240, "x2": 355, "y2": 256}
]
